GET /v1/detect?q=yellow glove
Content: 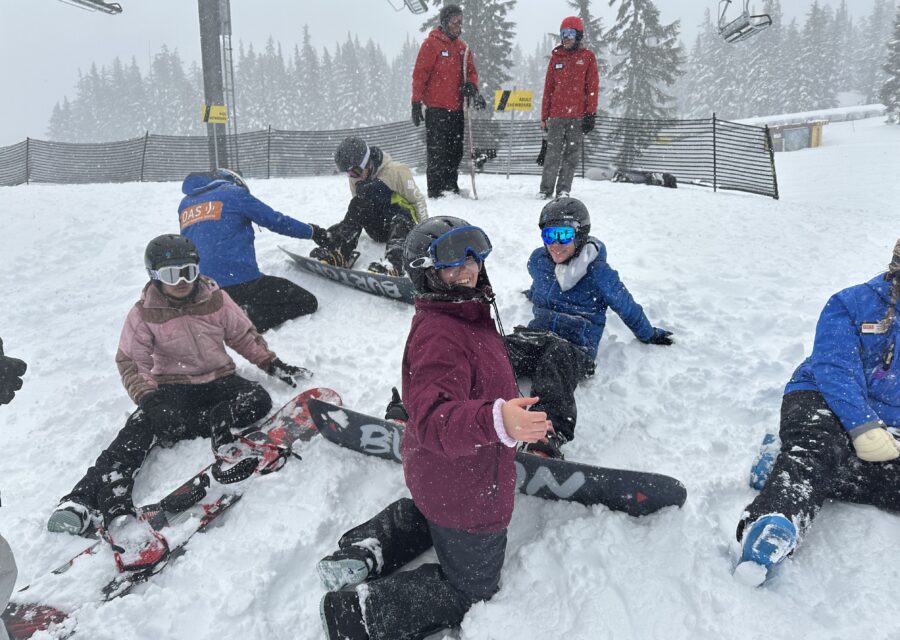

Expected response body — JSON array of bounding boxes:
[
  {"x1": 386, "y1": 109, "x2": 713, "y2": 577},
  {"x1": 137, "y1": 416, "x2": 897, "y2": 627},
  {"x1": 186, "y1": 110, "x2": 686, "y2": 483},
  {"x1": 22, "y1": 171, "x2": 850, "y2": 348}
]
[{"x1": 852, "y1": 427, "x2": 900, "y2": 462}]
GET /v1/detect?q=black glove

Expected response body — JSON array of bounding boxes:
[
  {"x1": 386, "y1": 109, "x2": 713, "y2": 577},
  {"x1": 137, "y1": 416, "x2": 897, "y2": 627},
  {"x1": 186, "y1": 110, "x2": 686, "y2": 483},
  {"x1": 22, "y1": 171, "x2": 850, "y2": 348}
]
[
  {"x1": 309, "y1": 224, "x2": 330, "y2": 248},
  {"x1": 384, "y1": 387, "x2": 409, "y2": 422},
  {"x1": 461, "y1": 82, "x2": 478, "y2": 98},
  {"x1": 536, "y1": 139, "x2": 548, "y2": 166},
  {"x1": 581, "y1": 113, "x2": 596, "y2": 134},
  {"x1": 473, "y1": 93, "x2": 487, "y2": 110},
  {"x1": 411, "y1": 101, "x2": 424, "y2": 127},
  {"x1": 266, "y1": 358, "x2": 312, "y2": 387},
  {"x1": 138, "y1": 391, "x2": 167, "y2": 415},
  {"x1": 0, "y1": 338, "x2": 27, "y2": 406},
  {"x1": 644, "y1": 328, "x2": 674, "y2": 346}
]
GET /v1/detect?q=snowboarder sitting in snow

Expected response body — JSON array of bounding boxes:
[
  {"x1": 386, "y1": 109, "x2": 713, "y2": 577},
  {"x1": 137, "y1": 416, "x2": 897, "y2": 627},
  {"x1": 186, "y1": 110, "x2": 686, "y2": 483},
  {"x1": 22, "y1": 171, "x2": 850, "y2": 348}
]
[
  {"x1": 317, "y1": 217, "x2": 550, "y2": 640},
  {"x1": 734, "y1": 239, "x2": 900, "y2": 586},
  {"x1": 179, "y1": 168, "x2": 321, "y2": 333},
  {"x1": 310, "y1": 136, "x2": 427, "y2": 277},
  {"x1": 510, "y1": 196, "x2": 673, "y2": 458},
  {"x1": 47, "y1": 235, "x2": 309, "y2": 536}
]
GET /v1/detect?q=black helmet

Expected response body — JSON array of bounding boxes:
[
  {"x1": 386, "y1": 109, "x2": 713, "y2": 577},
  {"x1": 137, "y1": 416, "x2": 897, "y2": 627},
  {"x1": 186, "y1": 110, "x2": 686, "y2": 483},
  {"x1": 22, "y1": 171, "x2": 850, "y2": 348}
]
[
  {"x1": 404, "y1": 216, "x2": 491, "y2": 295},
  {"x1": 215, "y1": 168, "x2": 248, "y2": 191},
  {"x1": 539, "y1": 197, "x2": 591, "y2": 248},
  {"x1": 334, "y1": 136, "x2": 370, "y2": 173},
  {"x1": 144, "y1": 234, "x2": 199, "y2": 271}
]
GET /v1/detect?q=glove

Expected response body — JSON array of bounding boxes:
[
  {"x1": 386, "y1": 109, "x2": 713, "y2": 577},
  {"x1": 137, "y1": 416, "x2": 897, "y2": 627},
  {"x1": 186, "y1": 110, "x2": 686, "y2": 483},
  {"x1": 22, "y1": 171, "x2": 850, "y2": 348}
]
[
  {"x1": 852, "y1": 427, "x2": 900, "y2": 462},
  {"x1": 411, "y1": 101, "x2": 424, "y2": 127},
  {"x1": 138, "y1": 391, "x2": 166, "y2": 415},
  {"x1": 0, "y1": 338, "x2": 27, "y2": 406},
  {"x1": 461, "y1": 82, "x2": 478, "y2": 98},
  {"x1": 309, "y1": 224, "x2": 330, "y2": 248},
  {"x1": 473, "y1": 93, "x2": 487, "y2": 110},
  {"x1": 536, "y1": 139, "x2": 547, "y2": 166},
  {"x1": 644, "y1": 328, "x2": 674, "y2": 346},
  {"x1": 266, "y1": 358, "x2": 313, "y2": 387},
  {"x1": 384, "y1": 387, "x2": 409, "y2": 422},
  {"x1": 581, "y1": 113, "x2": 596, "y2": 134}
]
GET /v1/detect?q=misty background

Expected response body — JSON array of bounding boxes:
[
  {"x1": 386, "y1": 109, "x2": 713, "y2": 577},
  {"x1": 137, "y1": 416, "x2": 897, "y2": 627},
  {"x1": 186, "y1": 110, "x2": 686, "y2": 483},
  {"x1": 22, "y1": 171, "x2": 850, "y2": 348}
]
[{"x1": 0, "y1": 0, "x2": 892, "y2": 146}]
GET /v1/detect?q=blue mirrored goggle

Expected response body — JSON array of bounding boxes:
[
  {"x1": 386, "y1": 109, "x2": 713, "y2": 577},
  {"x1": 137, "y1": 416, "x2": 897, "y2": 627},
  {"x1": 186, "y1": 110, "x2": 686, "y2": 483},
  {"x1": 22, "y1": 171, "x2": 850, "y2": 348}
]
[
  {"x1": 560, "y1": 28, "x2": 578, "y2": 40},
  {"x1": 148, "y1": 263, "x2": 200, "y2": 285},
  {"x1": 541, "y1": 226, "x2": 576, "y2": 245},
  {"x1": 429, "y1": 225, "x2": 493, "y2": 269}
]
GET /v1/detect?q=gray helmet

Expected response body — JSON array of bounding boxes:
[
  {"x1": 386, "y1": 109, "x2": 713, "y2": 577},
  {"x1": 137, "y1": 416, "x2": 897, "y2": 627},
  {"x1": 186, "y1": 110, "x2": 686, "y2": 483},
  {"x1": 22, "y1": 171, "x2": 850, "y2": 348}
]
[
  {"x1": 215, "y1": 168, "x2": 248, "y2": 191},
  {"x1": 144, "y1": 234, "x2": 199, "y2": 271},
  {"x1": 539, "y1": 197, "x2": 591, "y2": 249},
  {"x1": 334, "y1": 136, "x2": 370, "y2": 173}
]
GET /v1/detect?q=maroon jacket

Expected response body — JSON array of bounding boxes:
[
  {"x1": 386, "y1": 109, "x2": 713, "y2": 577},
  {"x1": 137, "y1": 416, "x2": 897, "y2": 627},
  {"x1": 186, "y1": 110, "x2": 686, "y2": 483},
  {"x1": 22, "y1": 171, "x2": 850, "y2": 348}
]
[
  {"x1": 412, "y1": 28, "x2": 479, "y2": 112},
  {"x1": 541, "y1": 45, "x2": 599, "y2": 121},
  {"x1": 401, "y1": 298, "x2": 519, "y2": 534}
]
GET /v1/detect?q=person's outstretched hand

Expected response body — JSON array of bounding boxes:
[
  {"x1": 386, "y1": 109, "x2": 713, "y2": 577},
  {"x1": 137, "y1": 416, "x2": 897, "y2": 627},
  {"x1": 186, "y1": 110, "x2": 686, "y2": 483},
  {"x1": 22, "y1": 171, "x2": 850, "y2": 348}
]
[{"x1": 501, "y1": 396, "x2": 551, "y2": 443}]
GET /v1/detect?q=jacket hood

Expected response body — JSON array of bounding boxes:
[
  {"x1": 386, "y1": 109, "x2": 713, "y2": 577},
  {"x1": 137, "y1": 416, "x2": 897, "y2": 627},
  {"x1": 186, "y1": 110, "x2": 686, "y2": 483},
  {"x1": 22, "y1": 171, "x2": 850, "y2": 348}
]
[
  {"x1": 181, "y1": 172, "x2": 232, "y2": 196},
  {"x1": 429, "y1": 27, "x2": 458, "y2": 45}
]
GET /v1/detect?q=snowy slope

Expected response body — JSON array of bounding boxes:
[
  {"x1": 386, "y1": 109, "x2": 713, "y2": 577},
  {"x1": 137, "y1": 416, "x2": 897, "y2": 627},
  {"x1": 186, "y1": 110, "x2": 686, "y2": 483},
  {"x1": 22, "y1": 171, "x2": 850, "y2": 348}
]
[{"x1": 1, "y1": 116, "x2": 898, "y2": 640}]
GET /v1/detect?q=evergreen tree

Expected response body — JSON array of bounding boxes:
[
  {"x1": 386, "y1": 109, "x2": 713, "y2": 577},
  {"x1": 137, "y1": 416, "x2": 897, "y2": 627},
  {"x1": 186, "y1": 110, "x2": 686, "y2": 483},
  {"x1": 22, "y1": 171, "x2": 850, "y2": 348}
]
[
  {"x1": 390, "y1": 35, "x2": 421, "y2": 122},
  {"x1": 879, "y1": 3, "x2": 900, "y2": 122},
  {"x1": 796, "y1": 2, "x2": 838, "y2": 111},
  {"x1": 295, "y1": 26, "x2": 322, "y2": 130},
  {"x1": 858, "y1": 0, "x2": 895, "y2": 102}
]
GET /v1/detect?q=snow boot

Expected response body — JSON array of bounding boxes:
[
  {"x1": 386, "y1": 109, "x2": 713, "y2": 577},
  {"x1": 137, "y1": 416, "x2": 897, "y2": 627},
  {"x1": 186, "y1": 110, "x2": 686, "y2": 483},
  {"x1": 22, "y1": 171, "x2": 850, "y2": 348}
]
[
  {"x1": 536, "y1": 191, "x2": 553, "y2": 200},
  {"x1": 310, "y1": 247, "x2": 358, "y2": 269},
  {"x1": 522, "y1": 432, "x2": 567, "y2": 460},
  {"x1": 317, "y1": 545, "x2": 378, "y2": 591},
  {"x1": 320, "y1": 590, "x2": 369, "y2": 640},
  {"x1": 734, "y1": 514, "x2": 797, "y2": 586},
  {"x1": 47, "y1": 497, "x2": 98, "y2": 536}
]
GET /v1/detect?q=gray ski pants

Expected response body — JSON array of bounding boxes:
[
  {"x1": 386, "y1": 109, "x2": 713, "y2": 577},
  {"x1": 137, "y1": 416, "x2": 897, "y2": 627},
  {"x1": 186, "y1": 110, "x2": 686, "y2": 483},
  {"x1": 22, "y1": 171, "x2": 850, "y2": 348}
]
[{"x1": 539, "y1": 117, "x2": 583, "y2": 196}]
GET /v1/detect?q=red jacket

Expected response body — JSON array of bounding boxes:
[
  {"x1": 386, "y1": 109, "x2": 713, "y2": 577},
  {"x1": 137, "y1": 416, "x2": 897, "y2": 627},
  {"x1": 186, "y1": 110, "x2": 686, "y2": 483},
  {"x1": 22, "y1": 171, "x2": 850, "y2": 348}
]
[
  {"x1": 541, "y1": 45, "x2": 599, "y2": 121},
  {"x1": 401, "y1": 298, "x2": 519, "y2": 534},
  {"x1": 412, "y1": 28, "x2": 479, "y2": 112}
]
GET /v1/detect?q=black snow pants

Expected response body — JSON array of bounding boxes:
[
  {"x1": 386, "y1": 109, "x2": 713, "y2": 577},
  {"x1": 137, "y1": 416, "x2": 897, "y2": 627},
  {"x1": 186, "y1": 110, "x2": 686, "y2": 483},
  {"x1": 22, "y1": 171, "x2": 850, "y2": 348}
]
[
  {"x1": 738, "y1": 390, "x2": 900, "y2": 543},
  {"x1": 505, "y1": 327, "x2": 596, "y2": 442},
  {"x1": 425, "y1": 107, "x2": 465, "y2": 198},
  {"x1": 65, "y1": 375, "x2": 271, "y2": 515},
  {"x1": 223, "y1": 274, "x2": 317, "y2": 333},
  {"x1": 334, "y1": 497, "x2": 507, "y2": 640},
  {"x1": 321, "y1": 195, "x2": 415, "y2": 266}
]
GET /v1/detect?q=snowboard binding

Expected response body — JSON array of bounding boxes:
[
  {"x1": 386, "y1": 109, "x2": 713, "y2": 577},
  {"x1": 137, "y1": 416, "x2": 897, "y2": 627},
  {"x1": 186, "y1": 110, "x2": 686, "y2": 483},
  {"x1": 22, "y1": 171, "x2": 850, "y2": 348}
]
[{"x1": 211, "y1": 430, "x2": 292, "y2": 484}]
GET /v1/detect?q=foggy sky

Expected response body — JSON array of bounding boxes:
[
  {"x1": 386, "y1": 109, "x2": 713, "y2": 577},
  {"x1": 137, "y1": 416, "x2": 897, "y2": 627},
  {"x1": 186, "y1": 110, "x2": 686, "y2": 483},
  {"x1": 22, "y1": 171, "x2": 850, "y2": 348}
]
[{"x1": 0, "y1": 0, "x2": 879, "y2": 147}]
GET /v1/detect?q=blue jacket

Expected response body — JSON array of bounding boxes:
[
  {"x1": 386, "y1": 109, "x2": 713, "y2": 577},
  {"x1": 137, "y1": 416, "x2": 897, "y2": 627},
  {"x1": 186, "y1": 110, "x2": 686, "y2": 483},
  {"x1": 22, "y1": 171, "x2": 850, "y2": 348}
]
[
  {"x1": 178, "y1": 174, "x2": 313, "y2": 287},
  {"x1": 526, "y1": 238, "x2": 653, "y2": 360},
  {"x1": 785, "y1": 274, "x2": 900, "y2": 433}
]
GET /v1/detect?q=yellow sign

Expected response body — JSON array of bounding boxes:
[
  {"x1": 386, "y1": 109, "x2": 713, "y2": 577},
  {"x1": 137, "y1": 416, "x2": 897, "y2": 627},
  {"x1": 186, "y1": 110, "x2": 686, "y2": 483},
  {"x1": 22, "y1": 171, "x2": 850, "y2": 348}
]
[
  {"x1": 201, "y1": 104, "x2": 228, "y2": 124},
  {"x1": 494, "y1": 89, "x2": 533, "y2": 112}
]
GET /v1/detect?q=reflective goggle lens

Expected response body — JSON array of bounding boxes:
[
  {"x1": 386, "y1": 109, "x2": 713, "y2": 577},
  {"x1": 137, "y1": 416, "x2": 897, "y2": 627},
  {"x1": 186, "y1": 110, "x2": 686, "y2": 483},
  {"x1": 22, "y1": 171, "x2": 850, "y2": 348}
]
[
  {"x1": 346, "y1": 167, "x2": 364, "y2": 178},
  {"x1": 429, "y1": 226, "x2": 493, "y2": 268},
  {"x1": 560, "y1": 28, "x2": 578, "y2": 40},
  {"x1": 149, "y1": 263, "x2": 200, "y2": 285},
  {"x1": 541, "y1": 226, "x2": 577, "y2": 245}
]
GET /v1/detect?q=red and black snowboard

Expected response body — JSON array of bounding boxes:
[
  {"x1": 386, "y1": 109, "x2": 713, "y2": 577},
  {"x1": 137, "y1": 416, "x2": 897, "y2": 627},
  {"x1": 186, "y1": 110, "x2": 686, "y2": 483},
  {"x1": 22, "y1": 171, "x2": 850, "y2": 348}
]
[
  {"x1": 307, "y1": 397, "x2": 687, "y2": 517},
  {"x1": 2, "y1": 387, "x2": 340, "y2": 640}
]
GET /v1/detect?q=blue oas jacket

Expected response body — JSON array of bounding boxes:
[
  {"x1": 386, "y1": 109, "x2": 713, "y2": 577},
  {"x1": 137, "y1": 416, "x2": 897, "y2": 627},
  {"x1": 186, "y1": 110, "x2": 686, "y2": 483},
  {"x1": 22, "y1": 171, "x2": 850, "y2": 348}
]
[
  {"x1": 526, "y1": 238, "x2": 653, "y2": 360},
  {"x1": 178, "y1": 174, "x2": 313, "y2": 287},
  {"x1": 785, "y1": 274, "x2": 900, "y2": 433}
]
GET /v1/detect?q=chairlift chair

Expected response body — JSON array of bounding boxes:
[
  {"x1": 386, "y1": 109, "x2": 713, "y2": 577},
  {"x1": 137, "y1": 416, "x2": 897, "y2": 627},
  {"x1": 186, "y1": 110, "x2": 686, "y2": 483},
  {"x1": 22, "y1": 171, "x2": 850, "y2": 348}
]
[
  {"x1": 385, "y1": 0, "x2": 428, "y2": 15},
  {"x1": 58, "y1": 0, "x2": 122, "y2": 14},
  {"x1": 718, "y1": 0, "x2": 771, "y2": 43}
]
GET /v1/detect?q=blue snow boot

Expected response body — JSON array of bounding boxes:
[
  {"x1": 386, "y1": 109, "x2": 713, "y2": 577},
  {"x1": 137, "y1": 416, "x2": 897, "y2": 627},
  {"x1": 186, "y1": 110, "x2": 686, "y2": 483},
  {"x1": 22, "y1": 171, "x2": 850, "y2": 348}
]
[{"x1": 734, "y1": 514, "x2": 797, "y2": 586}]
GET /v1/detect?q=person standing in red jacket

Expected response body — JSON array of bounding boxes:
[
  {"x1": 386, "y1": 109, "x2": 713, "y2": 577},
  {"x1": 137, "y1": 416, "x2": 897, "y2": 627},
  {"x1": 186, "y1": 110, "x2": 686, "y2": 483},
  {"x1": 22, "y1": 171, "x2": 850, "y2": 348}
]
[
  {"x1": 317, "y1": 217, "x2": 551, "y2": 640},
  {"x1": 538, "y1": 16, "x2": 600, "y2": 200},
  {"x1": 411, "y1": 4, "x2": 486, "y2": 199}
]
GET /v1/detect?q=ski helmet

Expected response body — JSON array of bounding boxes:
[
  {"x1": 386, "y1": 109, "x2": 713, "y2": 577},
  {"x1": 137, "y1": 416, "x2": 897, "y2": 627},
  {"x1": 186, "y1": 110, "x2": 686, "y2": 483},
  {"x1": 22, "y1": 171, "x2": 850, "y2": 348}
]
[
  {"x1": 334, "y1": 137, "x2": 370, "y2": 173},
  {"x1": 215, "y1": 168, "x2": 248, "y2": 191},
  {"x1": 440, "y1": 4, "x2": 463, "y2": 34},
  {"x1": 539, "y1": 197, "x2": 591, "y2": 249},
  {"x1": 144, "y1": 234, "x2": 199, "y2": 272},
  {"x1": 404, "y1": 216, "x2": 491, "y2": 295},
  {"x1": 560, "y1": 16, "x2": 584, "y2": 44}
]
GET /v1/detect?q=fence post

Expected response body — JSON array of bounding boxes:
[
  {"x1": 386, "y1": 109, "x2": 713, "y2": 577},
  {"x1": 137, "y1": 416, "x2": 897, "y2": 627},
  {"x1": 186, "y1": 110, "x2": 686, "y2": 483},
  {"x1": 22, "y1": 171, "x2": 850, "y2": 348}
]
[
  {"x1": 712, "y1": 113, "x2": 717, "y2": 193},
  {"x1": 266, "y1": 125, "x2": 272, "y2": 180},
  {"x1": 25, "y1": 137, "x2": 30, "y2": 185},
  {"x1": 139, "y1": 131, "x2": 149, "y2": 182},
  {"x1": 764, "y1": 125, "x2": 779, "y2": 200}
]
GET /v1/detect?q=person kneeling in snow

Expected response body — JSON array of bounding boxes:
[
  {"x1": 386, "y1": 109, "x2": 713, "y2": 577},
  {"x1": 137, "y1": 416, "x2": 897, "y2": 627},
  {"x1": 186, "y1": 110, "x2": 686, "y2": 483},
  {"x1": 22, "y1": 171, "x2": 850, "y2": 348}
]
[
  {"x1": 47, "y1": 235, "x2": 308, "y2": 536},
  {"x1": 310, "y1": 136, "x2": 428, "y2": 277},
  {"x1": 179, "y1": 168, "x2": 320, "y2": 333},
  {"x1": 734, "y1": 239, "x2": 900, "y2": 586},
  {"x1": 509, "y1": 196, "x2": 673, "y2": 459},
  {"x1": 318, "y1": 217, "x2": 551, "y2": 640}
]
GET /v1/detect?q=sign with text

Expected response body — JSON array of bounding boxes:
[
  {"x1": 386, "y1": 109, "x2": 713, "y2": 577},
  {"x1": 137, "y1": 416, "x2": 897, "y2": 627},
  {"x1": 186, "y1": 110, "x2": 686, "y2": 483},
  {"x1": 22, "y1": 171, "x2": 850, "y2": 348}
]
[
  {"x1": 201, "y1": 104, "x2": 228, "y2": 123},
  {"x1": 494, "y1": 89, "x2": 533, "y2": 112}
]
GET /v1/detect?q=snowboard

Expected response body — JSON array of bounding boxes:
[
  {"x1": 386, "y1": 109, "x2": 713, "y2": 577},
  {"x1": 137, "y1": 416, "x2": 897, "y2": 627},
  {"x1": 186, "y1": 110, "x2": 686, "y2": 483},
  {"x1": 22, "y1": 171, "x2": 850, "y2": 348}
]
[
  {"x1": 2, "y1": 387, "x2": 341, "y2": 640},
  {"x1": 307, "y1": 398, "x2": 687, "y2": 517},
  {"x1": 280, "y1": 246, "x2": 415, "y2": 305}
]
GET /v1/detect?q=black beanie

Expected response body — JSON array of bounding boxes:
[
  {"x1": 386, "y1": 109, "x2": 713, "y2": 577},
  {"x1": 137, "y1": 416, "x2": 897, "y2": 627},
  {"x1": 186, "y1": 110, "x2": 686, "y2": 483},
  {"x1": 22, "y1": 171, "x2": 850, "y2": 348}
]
[{"x1": 440, "y1": 4, "x2": 463, "y2": 30}]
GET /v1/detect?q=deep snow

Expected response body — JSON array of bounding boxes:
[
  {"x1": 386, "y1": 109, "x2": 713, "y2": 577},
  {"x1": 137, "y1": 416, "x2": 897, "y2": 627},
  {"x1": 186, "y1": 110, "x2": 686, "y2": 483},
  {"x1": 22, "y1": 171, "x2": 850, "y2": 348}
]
[{"x1": 1, "y1": 116, "x2": 898, "y2": 640}]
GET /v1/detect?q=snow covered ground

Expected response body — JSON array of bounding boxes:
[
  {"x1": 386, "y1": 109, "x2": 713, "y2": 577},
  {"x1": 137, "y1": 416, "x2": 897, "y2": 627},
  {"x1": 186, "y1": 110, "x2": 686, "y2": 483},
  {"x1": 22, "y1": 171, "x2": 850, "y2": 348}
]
[{"x1": 1, "y1": 115, "x2": 898, "y2": 640}]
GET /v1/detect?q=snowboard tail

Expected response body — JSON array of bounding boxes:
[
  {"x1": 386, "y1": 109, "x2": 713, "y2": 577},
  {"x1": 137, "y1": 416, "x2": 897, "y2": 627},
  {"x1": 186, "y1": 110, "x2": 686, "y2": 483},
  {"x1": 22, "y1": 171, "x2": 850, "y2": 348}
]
[{"x1": 307, "y1": 398, "x2": 686, "y2": 516}]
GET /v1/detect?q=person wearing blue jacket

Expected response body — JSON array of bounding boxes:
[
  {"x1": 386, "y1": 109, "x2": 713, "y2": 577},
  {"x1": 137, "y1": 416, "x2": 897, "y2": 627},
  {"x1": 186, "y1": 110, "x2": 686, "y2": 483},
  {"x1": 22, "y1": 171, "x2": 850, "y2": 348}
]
[
  {"x1": 508, "y1": 197, "x2": 673, "y2": 458},
  {"x1": 178, "y1": 168, "x2": 323, "y2": 333},
  {"x1": 734, "y1": 240, "x2": 900, "y2": 586}
]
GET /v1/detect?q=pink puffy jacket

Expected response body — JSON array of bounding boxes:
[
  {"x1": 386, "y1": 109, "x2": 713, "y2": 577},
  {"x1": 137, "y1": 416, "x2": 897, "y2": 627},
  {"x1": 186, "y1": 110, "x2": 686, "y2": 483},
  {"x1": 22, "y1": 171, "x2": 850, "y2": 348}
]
[{"x1": 116, "y1": 277, "x2": 276, "y2": 403}]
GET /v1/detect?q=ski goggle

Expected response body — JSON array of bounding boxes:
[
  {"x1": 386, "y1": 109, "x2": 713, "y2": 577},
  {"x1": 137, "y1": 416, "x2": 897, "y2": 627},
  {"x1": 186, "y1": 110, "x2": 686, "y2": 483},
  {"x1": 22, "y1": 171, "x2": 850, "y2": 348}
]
[
  {"x1": 560, "y1": 28, "x2": 578, "y2": 40},
  {"x1": 425, "y1": 226, "x2": 493, "y2": 269},
  {"x1": 148, "y1": 263, "x2": 200, "y2": 285},
  {"x1": 346, "y1": 167, "x2": 365, "y2": 179},
  {"x1": 541, "y1": 226, "x2": 577, "y2": 245}
]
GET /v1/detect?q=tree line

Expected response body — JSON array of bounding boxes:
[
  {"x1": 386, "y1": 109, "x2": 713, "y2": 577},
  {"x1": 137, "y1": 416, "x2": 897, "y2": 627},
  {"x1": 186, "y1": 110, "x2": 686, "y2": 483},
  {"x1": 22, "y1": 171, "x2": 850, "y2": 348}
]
[{"x1": 44, "y1": 0, "x2": 900, "y2": 144}]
